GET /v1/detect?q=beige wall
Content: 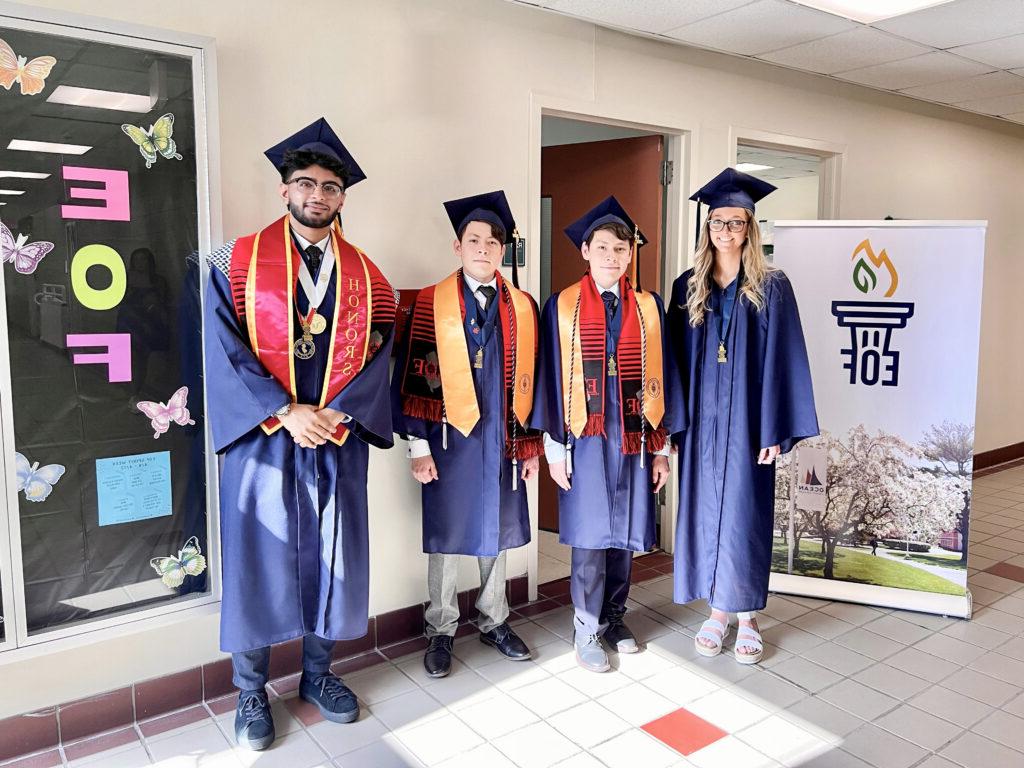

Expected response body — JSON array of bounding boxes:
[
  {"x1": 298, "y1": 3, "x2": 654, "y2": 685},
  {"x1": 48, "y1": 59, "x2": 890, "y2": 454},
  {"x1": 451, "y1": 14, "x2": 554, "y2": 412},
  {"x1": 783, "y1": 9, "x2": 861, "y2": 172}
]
[
  {"x1": 757, "y1": 175, "x2": 821, "y2": 222},
  {"x1": 3, "y1": 0, "x2": 1024, "y2": 715}
]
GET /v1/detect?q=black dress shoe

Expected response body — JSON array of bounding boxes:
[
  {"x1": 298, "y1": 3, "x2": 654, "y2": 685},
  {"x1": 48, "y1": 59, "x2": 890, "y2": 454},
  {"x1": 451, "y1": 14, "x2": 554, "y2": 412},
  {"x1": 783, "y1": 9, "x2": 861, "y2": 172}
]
[
  {"x1": 480, "y1": 623, "x2": 531, "y2": 660},
  {"x1": 424, "y1": 635, "x2": 454, "y2": 678}
]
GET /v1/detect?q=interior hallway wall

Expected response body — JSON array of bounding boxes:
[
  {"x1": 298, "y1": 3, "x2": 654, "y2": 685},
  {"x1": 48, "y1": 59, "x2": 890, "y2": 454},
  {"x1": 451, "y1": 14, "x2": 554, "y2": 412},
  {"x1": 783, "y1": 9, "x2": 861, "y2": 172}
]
[{"x1": 3, "y1": 0, "x2": 1023, "y2": 715}]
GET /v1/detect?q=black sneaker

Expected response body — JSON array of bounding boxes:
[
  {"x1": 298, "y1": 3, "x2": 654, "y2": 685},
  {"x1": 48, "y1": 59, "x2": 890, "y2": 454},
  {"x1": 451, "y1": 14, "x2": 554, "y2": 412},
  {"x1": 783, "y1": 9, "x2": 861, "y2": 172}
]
[
  {"x1": 298, "y1": 672, "x2": 359, "y2": 723},
  {"x1": 603, "y1": 607, "x2": 639, "y2": 653},
  {"x1": 234, "y1": 689, "x2": 275, "y2": 751}
]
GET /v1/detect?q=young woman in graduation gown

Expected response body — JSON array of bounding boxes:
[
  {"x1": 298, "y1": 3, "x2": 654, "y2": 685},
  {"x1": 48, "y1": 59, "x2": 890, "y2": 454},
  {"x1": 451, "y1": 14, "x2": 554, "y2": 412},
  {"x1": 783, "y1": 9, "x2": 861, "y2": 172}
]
[{"x1": 665, "y1": 168, "x2": 819, "y2": 664}]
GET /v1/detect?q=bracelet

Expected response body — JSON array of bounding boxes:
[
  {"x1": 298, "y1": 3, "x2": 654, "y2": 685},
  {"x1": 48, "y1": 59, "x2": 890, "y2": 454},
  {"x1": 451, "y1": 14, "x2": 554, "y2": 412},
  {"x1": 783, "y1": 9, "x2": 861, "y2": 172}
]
[{"x1": 273, "y1": 402, "x2": 292, "y2": 418}]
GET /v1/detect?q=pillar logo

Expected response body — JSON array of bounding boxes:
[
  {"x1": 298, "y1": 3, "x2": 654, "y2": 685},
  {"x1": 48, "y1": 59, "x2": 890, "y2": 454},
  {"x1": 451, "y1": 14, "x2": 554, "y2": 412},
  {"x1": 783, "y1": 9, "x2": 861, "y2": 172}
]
[{"x1": 830, "y1": 239, "x2": 914, "y2": 387}]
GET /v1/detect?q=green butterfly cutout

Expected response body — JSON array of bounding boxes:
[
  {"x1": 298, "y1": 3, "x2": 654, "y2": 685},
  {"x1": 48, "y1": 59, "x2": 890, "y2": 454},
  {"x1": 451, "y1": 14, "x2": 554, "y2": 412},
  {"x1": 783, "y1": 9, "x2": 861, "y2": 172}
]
[{"x1": 121, "y1": 113, "x2": 183, "y2": 169}]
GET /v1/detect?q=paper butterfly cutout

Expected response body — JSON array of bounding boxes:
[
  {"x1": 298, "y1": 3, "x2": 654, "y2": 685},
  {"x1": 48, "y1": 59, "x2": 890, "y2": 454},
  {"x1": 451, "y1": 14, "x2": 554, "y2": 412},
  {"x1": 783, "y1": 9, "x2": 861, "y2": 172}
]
[
  {"x1": 121, "y1": 113, "x2": 183, "y2": 169},
  {"x1": 15, "y1": 451, "x2": 65, "y2": 503},
  {"x1": 137, "y1": 386, "x2": 196, "y2": 439},
  {"x1": 0, "y1": 37, "x2": 56, "y2": 96},
  {"x1": 150, "y1": 536, "x2": 207, "y2": 589},
  {"x1": 1, "y1": 220, "x2": 55, "y2": 275}
]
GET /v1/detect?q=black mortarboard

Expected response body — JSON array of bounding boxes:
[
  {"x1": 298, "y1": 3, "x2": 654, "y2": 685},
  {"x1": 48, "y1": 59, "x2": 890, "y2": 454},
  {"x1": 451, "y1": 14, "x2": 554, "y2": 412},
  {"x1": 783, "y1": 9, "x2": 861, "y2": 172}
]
[
  {"x1": 690, "y1": 167, "x2": 776, "y2": 246},
  {"x1": 564, "y1": 195, "x2": 648, "y2": 288},
  {"x1": 690, "y1": 167, "x2": 776, "y2": 211},
  {"x1": 264, "y1": 117, "x2": 367, "y2": 187},
  {"x1": 444, "y1": 190, "x2": 523, "y2": 287},
  {"x1": 564, "y1": 195, "x2": 646, "y2": 251},
  {"x1": 443, "y1": 190, "x2": 517, "y2": 244}
]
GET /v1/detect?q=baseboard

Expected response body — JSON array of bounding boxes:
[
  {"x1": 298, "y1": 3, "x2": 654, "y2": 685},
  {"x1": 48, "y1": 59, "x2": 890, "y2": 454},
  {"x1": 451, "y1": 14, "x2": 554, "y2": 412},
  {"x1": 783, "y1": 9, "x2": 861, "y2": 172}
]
[{"x1": 974, "y1": 441, "x2": 1024, "y2": 474}]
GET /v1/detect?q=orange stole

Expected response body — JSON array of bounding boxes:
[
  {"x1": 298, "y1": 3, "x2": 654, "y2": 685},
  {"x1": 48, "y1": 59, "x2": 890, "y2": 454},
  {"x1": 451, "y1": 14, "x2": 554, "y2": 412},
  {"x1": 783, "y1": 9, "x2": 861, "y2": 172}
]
[{"x1": 228, "y1": 215, "x2": 373, "y2": 446}]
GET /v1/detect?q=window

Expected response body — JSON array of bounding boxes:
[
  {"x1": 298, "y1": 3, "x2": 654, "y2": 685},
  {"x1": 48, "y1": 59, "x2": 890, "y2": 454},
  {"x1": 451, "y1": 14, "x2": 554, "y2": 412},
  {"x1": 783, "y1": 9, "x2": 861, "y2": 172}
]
[{"x1": 0, "y1": 14, "x2": 218, "y2": 648}]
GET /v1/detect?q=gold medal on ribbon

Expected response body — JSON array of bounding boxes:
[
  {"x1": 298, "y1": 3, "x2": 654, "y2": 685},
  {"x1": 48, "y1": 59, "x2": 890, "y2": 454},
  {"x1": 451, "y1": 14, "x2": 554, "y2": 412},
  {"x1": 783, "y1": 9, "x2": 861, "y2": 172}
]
[
  {"x1": 294, "y1": 307, "x2": 317, "y2": 359},
  {"x1": 474, "y1": 347, "x2": 484, "y2": 369},
  {"x1": 608, "y1": 355, "x2": 617, "y2": 377},
  {"x1": 310, "y1": 313, "x2": 327, "y2": 335},
  {"x1": 294, "y1": 334, "x2": 316, "y2": 360},
  {"x1": 717, "y1": 341, "x2": 727, "y2": 364}
]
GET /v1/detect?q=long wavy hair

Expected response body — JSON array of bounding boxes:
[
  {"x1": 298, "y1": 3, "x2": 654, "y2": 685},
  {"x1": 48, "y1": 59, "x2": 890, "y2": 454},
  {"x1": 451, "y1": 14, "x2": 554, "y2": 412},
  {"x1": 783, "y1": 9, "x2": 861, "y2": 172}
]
[{"x1": 686, "y1": 208, "x2": 774, "y2": 326}]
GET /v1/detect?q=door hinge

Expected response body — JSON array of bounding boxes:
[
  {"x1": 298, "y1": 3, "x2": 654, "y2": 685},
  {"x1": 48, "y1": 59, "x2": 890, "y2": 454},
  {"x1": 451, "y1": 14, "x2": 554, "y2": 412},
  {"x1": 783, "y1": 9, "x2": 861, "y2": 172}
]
[{"x1": 660, "y1": 159, "x2": 674, "y2": 186}]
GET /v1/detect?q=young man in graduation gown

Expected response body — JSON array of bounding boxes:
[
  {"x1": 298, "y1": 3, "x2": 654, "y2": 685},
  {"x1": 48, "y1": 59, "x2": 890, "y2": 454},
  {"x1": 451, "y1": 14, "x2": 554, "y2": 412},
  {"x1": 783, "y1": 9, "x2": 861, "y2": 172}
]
[
  {"x1": 204, "y1": 118, "x2": 396, "y2": 749},
  {"x1": 530, "y1": 197, "x2": 676, "y2": 673},
  {"x1": 392, "y1": 191, "x2": 542, "y2": 677},
  {"x1": 666, "y1": 168, "x2": 818, "y2": 664}
]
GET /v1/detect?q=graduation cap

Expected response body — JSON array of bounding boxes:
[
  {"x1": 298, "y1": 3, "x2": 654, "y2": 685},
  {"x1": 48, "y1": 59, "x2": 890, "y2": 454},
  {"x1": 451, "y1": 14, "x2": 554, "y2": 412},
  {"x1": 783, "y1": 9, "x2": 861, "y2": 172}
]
[
  {"x1": 564, "y1": 195, "x2": 648, "y2": 288},
  {"x1": 264, "y1": 117, "x2": 367, "y2": 188},
  {"x1": 444, "y1": 190, "x2": 523, "y2": 288},
  {"x1": 690, "y1": 167, "x2": 776, "y2": 246}
]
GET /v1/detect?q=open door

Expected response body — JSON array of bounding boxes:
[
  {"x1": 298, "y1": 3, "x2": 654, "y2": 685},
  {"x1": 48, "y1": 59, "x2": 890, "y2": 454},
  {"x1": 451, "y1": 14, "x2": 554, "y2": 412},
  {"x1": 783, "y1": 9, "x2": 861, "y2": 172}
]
[{"x1": 538, "y1": 134, "x2": 666, "y2": 534}]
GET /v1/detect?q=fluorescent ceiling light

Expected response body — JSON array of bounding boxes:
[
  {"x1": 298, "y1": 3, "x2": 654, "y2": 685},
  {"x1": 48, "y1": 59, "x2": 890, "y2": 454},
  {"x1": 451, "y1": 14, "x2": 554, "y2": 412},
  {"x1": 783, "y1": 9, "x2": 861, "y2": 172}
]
[
  {"x1": 0, "y1": 190, "x2": 26, "y2": 195},
  {"x1": 8, "y1": 139, "x2": 91, "y2": 155},
  {"x1": 0, "y1": 171, "x2": 50, "y2": 179},
  {"x1": 736, "y1": 163, "x2": 774, "y2": 172},
  {"x1": 789, "y1": 0, "x2": 954, "y2": 23},
  {"x1": 47, "y1": 84, "x2": 155, "y2": 113}
]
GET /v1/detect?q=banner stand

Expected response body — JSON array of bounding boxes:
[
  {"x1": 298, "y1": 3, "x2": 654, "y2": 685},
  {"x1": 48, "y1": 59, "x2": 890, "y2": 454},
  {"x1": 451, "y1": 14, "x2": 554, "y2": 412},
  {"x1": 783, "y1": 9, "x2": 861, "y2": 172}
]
[{"x1": 770, "y1": 573, "x2": 972, "y2": 619}]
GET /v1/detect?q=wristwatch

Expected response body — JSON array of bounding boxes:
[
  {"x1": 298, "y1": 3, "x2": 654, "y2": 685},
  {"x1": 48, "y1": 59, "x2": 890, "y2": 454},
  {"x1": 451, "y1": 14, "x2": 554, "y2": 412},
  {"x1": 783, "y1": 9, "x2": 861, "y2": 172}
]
[{"x1": 273, "y1": 402, "x2": 292, "y2": 419}]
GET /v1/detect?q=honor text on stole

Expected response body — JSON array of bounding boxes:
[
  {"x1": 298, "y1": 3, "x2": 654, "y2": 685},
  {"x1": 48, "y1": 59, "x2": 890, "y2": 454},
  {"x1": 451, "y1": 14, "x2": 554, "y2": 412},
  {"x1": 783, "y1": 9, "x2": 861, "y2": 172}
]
[{"x1": 340, "y1": 275, "x2": 365, "y2": 376}]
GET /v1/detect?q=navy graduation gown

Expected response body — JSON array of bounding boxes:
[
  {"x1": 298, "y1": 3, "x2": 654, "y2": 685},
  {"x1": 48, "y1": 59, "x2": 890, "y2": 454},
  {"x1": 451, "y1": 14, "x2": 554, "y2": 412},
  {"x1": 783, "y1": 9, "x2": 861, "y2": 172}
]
[
  {"x1": 391, "y1": 279, "x2": 530, "y2": 557},
  {"x1": 666, "y1": 269, "x2": 818, "y2": 612},
  {"x1": 530, "y1": 288, "x2": 670, "y2": 552},
  {"x1": 204, "y1": 254, "x2": 393, "y2": 653}
]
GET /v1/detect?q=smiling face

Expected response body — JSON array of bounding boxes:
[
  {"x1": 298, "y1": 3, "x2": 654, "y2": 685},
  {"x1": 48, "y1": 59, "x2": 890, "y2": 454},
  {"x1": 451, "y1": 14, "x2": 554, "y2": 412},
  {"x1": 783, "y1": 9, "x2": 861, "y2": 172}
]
[
  {"x1": 581, "y1": 226, "x2": 631, "y2": 289},
  {"x1": 279, "y1": 164, "x2": 346, "y2": 231},
  {"x1": 707, "y1": 206, "x2": 750, "y2": 258},
  {"x1": 454, "y1": 220, "x2": 505, "y2": 282}
]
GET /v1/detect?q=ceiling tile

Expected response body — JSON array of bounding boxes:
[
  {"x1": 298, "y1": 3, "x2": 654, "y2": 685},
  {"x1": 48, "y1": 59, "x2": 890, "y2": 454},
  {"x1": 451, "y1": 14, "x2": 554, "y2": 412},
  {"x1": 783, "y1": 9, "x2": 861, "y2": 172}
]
[
  {"x1": 872, "y1": 0, "x2": 1024, "y2": 49},
  {"x1": 664, "y1": 0, "x2": 856, "y2": 57},
  {"x1": 835, "y1": 50, "x2": 993, "y2": 89},
  {"x1": 955, "y1": 91, "x2": 1024, "y2": 115},
  {"x1": 950, "y1": 33, "x2": 1024, "y2": 69},
  {"x1": 758, "y1": 27, "x2": 931, "y2": 74},
  {"x1": 1002, "y1": 110, "x2": 1024, "y2": 122},
  {"x1": 545, "y1": 0, "x2": 752, "y2": 34},
  {"x1": 900, "y1": 70, "x2": 1024, "y2": 103}
]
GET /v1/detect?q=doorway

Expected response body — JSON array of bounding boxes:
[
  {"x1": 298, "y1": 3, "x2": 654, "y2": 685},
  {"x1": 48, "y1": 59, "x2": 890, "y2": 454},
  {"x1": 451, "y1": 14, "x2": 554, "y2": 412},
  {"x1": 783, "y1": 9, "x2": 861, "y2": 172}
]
[{"x1": 537, "y1": 116, "x2": 674, "y2": 584}]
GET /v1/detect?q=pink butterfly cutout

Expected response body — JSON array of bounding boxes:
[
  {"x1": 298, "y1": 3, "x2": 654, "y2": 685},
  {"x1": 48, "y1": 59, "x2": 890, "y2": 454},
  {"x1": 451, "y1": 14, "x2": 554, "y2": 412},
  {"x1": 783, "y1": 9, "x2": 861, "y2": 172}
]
[
  {"x1": 1, "y1": 219, "x2": 54, "y2": 274},
  {"x1": 137, "y1": 386, "x2": 196, "y2": 439}
]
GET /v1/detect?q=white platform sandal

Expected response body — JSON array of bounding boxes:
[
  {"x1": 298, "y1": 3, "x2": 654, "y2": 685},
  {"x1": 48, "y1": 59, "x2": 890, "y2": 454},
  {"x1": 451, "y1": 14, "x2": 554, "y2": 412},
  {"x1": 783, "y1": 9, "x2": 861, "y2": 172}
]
[
  {"x1": 734, "y1": 612, "x2": 763, "y2": 665},
  {"x1": 694, "y1": 617, "x2": 730, "y2": 658}
]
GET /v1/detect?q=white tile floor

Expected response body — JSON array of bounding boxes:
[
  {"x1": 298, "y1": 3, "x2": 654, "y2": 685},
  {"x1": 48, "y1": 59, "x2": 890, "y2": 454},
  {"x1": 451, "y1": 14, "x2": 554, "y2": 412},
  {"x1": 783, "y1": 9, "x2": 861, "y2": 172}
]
[{"x1": 24, "y1": 462, "x2": 1024, "y2": 768}]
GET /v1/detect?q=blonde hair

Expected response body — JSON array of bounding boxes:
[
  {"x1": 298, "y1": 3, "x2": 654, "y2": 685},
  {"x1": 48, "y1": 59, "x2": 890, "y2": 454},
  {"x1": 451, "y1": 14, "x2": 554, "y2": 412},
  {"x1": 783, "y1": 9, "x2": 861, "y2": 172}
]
[{"x1": 686, "y1": 209, "x2": 774, "y2": 326}]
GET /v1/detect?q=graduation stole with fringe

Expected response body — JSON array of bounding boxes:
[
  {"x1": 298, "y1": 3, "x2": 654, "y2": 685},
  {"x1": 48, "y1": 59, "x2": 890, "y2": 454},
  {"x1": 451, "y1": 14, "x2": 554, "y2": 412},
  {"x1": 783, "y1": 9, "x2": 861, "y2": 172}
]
[
  {"x1": 228, "y1": 215, "x2": 395, "y2": 445},
  {"x1": 557, "y1": 273, "x2": 666, "y2": 454},
  {"x1": 400, "y1": 270, "x2": 543, "y2": 459}
]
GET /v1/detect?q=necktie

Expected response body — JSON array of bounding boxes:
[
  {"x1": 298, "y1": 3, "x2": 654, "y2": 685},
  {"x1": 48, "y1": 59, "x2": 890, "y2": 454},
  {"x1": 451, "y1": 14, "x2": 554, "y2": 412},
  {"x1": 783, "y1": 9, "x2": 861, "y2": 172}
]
[
  {"x1": 305, "y1": 244, "x2": 322, "y2": 276},
  {"x1": 477, "y1": 285, "x2": 496, "y2": 311},
  {"x1": 602, "y1": 290, "x2": 618, "y2": 318}
]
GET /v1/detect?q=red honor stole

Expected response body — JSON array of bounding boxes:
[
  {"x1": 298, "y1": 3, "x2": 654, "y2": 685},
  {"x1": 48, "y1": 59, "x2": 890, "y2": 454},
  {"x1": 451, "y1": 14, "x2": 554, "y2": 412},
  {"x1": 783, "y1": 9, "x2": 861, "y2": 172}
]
[
  {"x1": 228, "y1": 215, "x2": 386, "y2": 446},
  {"x1": 557, "y1": 273, "x2": 666, "y2": 454}
]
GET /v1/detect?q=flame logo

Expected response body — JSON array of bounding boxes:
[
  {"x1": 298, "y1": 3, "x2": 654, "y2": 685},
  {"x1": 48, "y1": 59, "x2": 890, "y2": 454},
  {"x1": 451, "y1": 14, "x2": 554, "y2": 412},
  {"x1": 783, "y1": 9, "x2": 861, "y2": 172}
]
[{"x1": 851, "y1": 239, "x2": 898, "y2": 297}]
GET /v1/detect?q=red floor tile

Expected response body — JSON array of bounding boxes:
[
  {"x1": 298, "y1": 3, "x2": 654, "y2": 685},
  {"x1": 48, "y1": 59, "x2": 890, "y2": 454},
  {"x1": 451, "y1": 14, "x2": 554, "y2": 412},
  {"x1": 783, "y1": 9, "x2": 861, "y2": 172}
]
[
  {"x1": 641, "y1": 707, "x2": 728, "y2": 756},
  {"x1": 984, "y1": 561, "x2": 1024, "y2": 583}
]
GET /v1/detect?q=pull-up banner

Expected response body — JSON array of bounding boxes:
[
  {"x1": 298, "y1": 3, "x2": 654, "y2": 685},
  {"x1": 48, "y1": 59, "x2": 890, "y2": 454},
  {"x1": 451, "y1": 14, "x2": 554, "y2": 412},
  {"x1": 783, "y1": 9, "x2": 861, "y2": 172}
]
[{"x1": 770, "y1": 221, "x2": 985, "y2": 618}]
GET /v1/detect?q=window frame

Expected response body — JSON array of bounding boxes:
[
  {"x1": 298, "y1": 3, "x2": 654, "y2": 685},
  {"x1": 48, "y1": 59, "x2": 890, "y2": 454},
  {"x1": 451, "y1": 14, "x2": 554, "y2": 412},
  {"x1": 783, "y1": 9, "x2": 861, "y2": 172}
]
[{"x1": 0, "y1": 0, "x2": 223, "y2": 658}]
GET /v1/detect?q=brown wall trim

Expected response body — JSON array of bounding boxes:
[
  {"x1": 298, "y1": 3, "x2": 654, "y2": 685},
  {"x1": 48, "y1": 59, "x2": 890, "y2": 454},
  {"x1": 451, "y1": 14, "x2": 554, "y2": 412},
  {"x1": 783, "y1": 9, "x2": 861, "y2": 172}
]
[{"x1": 974, "y1": 441, "x2": 1024, "y2": 473}]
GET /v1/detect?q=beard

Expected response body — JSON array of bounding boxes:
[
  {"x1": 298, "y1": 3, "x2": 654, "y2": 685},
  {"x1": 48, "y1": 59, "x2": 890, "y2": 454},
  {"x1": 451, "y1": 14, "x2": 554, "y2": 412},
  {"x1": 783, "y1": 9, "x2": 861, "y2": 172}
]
[{"x1": 289, "y1": 200, "x2": 336, "y2": 229}]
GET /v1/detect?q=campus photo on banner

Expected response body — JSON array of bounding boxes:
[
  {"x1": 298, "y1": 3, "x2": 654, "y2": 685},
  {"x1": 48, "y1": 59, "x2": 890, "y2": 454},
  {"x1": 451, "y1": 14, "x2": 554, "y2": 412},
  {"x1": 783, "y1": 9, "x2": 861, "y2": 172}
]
[{"x1": 770, "y1": 221, "x2": 985, "y2": 617}]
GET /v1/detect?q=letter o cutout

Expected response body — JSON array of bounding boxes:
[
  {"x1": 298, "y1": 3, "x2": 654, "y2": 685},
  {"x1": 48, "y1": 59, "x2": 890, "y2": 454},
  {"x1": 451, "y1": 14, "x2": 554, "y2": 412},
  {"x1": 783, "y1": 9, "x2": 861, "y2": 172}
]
[{"x1": 71, "y1": 244, "x2": 126, "y2": 310}]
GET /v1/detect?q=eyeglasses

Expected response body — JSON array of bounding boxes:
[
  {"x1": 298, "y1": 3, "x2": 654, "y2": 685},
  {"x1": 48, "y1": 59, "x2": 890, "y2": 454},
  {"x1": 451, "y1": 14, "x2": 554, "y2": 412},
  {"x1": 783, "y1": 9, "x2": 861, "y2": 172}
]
[
  {"x1": 286, "y1": 177, "x2": 344, "y2": 199},
  {"x1": 708, "y1": 218, "x2": 748, "y2": 233}
]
